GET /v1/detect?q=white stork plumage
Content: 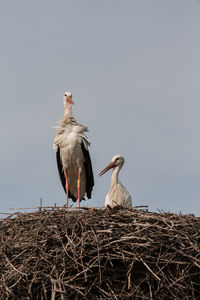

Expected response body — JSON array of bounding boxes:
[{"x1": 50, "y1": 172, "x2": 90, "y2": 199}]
[
  {"x1": 53, "y1": 92, "x2": 94, "y2": 209},
  {"x1": 99, "y1": 154, "x2": 132, "y2": 208}
]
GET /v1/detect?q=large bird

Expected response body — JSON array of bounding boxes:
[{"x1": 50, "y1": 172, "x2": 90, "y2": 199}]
[
  {"x1": 99, "y1": 154, "x2": 132, "y2": 208},
  {"x1": 53, "y1": 92, "x2": 94, "y2": 209}
]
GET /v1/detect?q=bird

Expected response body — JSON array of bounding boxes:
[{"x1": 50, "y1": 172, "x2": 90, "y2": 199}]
[
  {"x1": 53, "y1": 91, "x2": 94, "y2": 209},
  {"x1": 99, "y1": 154, "x2": 132, "y2": 208}
]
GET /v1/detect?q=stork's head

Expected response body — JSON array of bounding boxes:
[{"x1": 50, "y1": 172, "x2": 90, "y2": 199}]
[
  {"x1": 99, "y1": 154, "x2": 124, "y2": 176},
  {"x1": 63, "y1": 91, "x2": 74, "y2": 107}
]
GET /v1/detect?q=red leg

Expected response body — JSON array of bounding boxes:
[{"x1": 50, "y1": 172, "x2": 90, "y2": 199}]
[
  {"x1": 77, "y1": 169, "x2": 81, "y2": 210},
  {"x1": 65, "y1": 170, "x2": 69, "y2": 208}
]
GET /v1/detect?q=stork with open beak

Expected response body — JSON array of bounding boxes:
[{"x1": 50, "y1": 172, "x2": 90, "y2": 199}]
[
  {"x1": 99, "y1": 154, "x2": 132, "y2": 208},
  {"x1": 53, "y1": 92, "x2": 94, "y2": 209}
]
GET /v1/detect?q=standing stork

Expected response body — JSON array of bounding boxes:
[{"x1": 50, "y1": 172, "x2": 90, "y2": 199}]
[
  {"x1": 99, "y1": 154, "x2": 132, "y2": 208},
  {"x1": 53, "y1": 92, "x2": 94, "y2": 209}
]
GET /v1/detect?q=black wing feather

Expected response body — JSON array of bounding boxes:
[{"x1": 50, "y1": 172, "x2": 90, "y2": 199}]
[
  {"x1": 81, "y1": 142, "x2": 94, "y2": 199},
  {"x1": 56, "y1": 146, "x2": 76, "y2": 201}
]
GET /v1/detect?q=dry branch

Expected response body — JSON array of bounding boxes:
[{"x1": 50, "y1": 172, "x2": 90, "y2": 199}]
[{"x1": 0, "y1": 207, "x2": 200, "y2": 299}]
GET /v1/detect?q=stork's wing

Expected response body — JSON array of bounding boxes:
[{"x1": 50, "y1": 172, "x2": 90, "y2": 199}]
[
  {"x1": 81, "y1": 142, "x2": 94, "y2": 199},
  {"x1": 56, "y1": 146, "x2": 76, "y2": 200},
  {"x1": 56, "y1": 146, "x2": 66, "y2": 192}
]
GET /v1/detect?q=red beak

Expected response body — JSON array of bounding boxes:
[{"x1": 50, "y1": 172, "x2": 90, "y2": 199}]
[
  {"x1": 99, "y1": 161, "x2": 115, "y2": 176},
  {"x1": 68, "y1": 96, "x2": 74, "y2": 105}
]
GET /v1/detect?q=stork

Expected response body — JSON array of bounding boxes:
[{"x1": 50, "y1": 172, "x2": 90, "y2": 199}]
[
  {"x1": 99, "y1": 154, "x2": 132, "y2": 208},
  {"x1": 53, "y1": 92, "x2": 94, "y2": 209}
]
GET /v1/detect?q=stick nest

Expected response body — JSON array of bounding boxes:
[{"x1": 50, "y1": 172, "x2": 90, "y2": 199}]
[{"x1": 1, "y1": 207, "x2": 200, "y2": 299}]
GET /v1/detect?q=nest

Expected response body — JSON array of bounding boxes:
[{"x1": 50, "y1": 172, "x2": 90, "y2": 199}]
[{"x1": 0, "y1": 207, "x2": 200, "y2": 299}]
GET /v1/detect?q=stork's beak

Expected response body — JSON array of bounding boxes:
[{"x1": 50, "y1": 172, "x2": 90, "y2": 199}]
[
  {"x1": 68, "y1": 96, "x2": 74, "y2": 105},
  {"x1": 99, "y1": 161, "x2": 115, "y2": 176}
]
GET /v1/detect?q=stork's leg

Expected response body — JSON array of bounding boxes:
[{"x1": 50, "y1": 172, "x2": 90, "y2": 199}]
[
  {"x1": 65, "y1": 170, "x2": 69, "y2": 208},
  {"x1": 77, "y1": 168, "x2": 81, "y2": 210}
]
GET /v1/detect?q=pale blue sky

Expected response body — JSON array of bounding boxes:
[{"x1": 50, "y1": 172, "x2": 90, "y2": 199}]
[{"x1": 0, "y1": 1, "x2": 200, "y2": 214}]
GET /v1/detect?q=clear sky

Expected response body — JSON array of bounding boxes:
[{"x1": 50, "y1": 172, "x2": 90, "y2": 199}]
[{"x1": 0, "y1": 1, "x2": 200, "y2": 214}]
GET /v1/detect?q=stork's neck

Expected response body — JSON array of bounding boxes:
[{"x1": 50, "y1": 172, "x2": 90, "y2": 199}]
[
  {"x1": 58, "y1": 102, "x2": 74, "y2": 127},
  {"x1": 64, "y1": 102, "x2": 73, "y2": 117},
  {"x1": 110, "y1": 165, "x2": 121, "y2": 187}
]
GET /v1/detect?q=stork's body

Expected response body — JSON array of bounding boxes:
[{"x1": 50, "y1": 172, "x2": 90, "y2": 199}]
[
  {"x1": 53, "y1": 92, "x2": 94, "y2": 208},
  {"x1": 99, "y1": 154, "x2": 132, "y2": 208}
]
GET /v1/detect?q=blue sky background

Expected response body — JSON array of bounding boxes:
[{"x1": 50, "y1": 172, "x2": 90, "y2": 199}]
[{"x1": 0, "y1": 1, "x2": 200, "y2": 214}]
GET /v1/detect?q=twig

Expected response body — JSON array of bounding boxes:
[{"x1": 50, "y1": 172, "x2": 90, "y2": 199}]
[{"x1": 140, "y1": 258, "x2": 161, "y2": 281}]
